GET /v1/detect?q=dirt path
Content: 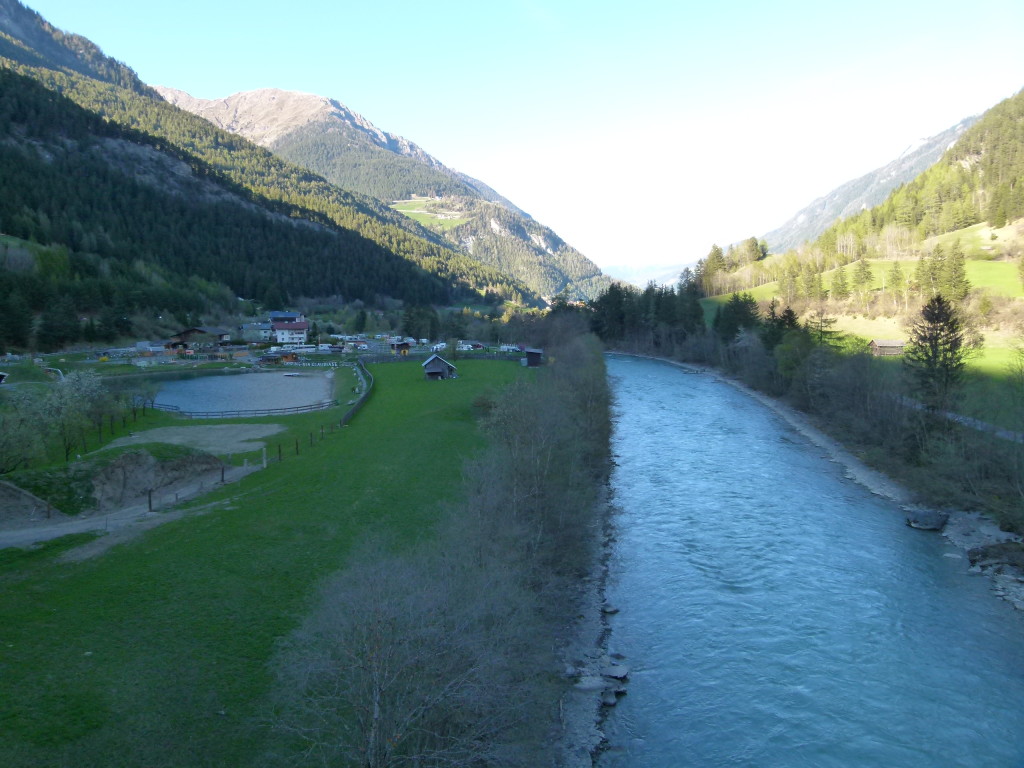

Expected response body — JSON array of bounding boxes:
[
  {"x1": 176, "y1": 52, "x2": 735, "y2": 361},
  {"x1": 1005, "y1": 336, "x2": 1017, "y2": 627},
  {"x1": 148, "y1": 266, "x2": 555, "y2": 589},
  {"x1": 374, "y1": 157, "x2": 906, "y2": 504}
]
[
  {"x1": 105, "y1": 423, "x2": 287, "y2": 454},
  {"x1": 0, "y1": 464, "x2": 262, "y2": 553},
  {"x1": 0, "y1": 423, "x2": 286, "y2": 555}
]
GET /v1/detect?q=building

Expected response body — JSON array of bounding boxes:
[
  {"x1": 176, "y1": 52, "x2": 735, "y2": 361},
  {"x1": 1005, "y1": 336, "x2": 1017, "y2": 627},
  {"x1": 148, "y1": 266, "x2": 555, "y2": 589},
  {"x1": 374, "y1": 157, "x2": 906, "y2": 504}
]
[
  {"x1": 869, "y1": 340, "x2": 905, "y2": 357},
  {"x1": 240, "y1": 322, "x2": 273, "y2": 342},
  {"x1": 422, "y1": 354, "x2": 457, "y2": 380},
  {"x1": 268, "y1": 310, "x2": 305, "y2": 324},
  {"x1": 524, "y1": 348, "x2": 544, "y2": 367},
  {"x1": 273, "y1": 321, "x2": 310, "y2": 345},
  {"x1": 168, "y1": 326, "x2": 232, "y2": 349}
]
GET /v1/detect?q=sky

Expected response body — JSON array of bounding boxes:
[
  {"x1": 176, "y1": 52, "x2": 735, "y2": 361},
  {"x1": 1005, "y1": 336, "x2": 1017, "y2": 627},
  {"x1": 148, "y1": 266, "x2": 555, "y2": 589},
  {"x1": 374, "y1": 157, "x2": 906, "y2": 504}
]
[{"x1": 21, "y1": 0, "x2": 1024, "y2": 284}]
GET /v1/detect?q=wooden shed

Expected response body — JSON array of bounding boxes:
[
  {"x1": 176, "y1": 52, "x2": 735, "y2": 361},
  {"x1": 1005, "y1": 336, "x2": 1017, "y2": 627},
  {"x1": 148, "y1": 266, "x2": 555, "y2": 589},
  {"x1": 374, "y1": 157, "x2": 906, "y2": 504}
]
[
  {"x1": 524, "y1": 348, "x2": 544, "y2": 367},
  {"x1": 422, "y1": 354, "x2": 457, "y2": 380},
  {"x1": 869, "y1": 339, "x2": 905, "y2": 357}
]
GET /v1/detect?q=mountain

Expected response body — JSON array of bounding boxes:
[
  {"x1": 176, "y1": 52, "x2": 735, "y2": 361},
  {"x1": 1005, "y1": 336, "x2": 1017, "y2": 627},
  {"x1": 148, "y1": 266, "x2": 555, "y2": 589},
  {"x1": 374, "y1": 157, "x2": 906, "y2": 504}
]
[
  {"x1": 154, "y1": 87, "x2": 526, "y2": 212},
  {"x1": 0, "y1": 0, "x2": 538, "y2": 310},
  {"x1": 157, "y1": 87, "x2": 612, "y2": 301},
  {"x1": 763, "y1": 118, "x2": 978, "y2": 252}
]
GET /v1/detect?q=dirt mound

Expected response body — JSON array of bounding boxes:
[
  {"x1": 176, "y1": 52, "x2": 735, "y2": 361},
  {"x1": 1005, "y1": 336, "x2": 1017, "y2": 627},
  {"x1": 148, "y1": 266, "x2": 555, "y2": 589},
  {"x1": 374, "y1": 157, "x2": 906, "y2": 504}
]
[{"x1": 92, "y1": 450, "x2": 224, "y2": 511}]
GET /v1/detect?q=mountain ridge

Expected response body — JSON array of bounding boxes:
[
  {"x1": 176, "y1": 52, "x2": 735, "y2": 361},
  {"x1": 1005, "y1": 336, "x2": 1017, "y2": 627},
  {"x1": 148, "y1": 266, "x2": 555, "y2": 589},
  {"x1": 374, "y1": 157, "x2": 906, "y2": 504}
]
[
  {"x1": 0, "y1": 0, "x2": 540, "y2": 307},
  {"x1": 160, "y1": 85, "x2": 612, "y2": 300},
  {"x1": 763, "y1": 118, "x2": 978, "y2": 252}
]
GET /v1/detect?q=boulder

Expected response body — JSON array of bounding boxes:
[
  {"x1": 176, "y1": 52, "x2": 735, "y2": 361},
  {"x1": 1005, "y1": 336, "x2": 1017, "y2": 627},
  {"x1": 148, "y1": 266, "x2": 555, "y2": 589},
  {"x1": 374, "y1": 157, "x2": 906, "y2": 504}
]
[
  {"x1": 602, "y1": 664, "x2": 630, "y2": 680},
  {"x1": 968, "y1": 541, "x2": 1024, "y2": 569},
  {"x1": 905, "y1": 508, "x2": 949, "y2": 531}
]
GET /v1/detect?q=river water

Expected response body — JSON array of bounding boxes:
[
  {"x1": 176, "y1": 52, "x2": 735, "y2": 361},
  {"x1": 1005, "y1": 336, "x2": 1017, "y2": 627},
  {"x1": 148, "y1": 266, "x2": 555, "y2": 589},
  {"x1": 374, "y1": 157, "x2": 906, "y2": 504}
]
[{"x1": 599, "y1": 355, "x2": 1024, "y2": 768}]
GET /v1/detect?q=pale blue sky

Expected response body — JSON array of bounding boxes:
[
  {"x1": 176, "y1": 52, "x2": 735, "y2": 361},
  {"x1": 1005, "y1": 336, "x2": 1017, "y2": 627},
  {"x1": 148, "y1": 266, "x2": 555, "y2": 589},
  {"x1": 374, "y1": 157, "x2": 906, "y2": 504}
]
[{"x1": 23, "y1": 0, "x2": 1024, "y2": 282}]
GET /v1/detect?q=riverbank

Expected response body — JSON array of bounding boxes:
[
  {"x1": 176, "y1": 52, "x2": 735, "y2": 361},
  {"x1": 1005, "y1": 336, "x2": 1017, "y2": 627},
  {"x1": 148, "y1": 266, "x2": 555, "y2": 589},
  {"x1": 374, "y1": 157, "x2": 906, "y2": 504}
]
[{"x1": 627, "y1": 352, "x2": 1024, "y2": 612}]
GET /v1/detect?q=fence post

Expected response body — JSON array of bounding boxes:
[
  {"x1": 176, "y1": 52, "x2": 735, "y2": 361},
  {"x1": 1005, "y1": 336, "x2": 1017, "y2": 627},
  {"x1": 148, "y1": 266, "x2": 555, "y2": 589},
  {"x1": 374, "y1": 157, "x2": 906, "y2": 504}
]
[
  {"x1": 278, "y1": 444, "x2": 282, "y2": 462},
  {"x1": 295, "y1": 438, "x2": 300, "y2": 455}
]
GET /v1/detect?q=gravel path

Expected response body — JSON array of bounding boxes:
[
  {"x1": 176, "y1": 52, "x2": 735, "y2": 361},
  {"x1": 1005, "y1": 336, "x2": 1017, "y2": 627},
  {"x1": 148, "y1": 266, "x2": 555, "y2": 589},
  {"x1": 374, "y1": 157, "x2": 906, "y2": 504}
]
[{"x1": 0, "y1": 424, "x2": 286, "y2": 553}]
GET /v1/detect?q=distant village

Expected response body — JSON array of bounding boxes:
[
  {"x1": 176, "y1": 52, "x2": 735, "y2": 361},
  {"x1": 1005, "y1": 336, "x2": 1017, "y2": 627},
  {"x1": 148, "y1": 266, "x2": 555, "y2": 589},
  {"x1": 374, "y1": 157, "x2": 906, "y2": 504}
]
[{"x1": 82, "y1": 310, "x2": 542, "y2": 371}]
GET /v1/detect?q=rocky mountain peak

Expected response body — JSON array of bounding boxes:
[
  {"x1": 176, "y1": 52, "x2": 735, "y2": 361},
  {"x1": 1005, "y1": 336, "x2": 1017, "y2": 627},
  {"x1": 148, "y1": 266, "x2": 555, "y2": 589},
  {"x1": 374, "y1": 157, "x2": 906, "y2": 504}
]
[{"x1": 154, "y1": 86, "x2": 442, "y2": 168}]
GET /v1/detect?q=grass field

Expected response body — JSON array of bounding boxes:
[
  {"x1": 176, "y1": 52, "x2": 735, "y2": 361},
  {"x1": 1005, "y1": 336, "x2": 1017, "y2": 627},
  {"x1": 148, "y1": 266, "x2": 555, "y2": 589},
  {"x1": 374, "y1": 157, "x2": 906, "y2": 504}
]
[
  {"x1": 0, "y1": 359, "x2": 526, "y2": 767},
  {"x1": 391, "y1": 199, "x2": 471, "y2": 231}
]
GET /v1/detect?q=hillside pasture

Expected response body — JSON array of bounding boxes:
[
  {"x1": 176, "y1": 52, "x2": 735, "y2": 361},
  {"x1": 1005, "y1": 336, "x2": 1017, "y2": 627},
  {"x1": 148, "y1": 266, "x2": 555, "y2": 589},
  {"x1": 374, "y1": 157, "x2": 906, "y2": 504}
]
[
  {"x1": 391, "y1": 198, "x2": 471, "y2": 231},
  {"x1": 0, "y1": 358, "x2": 526, "y2": 767}
]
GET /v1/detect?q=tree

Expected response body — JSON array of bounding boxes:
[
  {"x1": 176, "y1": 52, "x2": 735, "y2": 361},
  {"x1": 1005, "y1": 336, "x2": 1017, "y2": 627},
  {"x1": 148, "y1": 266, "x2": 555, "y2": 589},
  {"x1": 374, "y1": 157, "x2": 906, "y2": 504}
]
[
  {"x1": 887, "y1": 262, "x2": 907, "y2": 311},
  {"x1": 831, "y1": 264, "x2": 850, "y2": 301},
  {"x1": 804, "y1": 306, "x2": 842, "y2": 347},
  {"x1": 940, "y1": 239, "x2": 970, "y2": 303},
  {"x1": 714, "y1": 292, "x2": 759, "y2": 342},
  {"x1": 852, "y1": 258, "x2": 873, "y2": 298},
  {"x1": 904, "y1": 295, "x2": 969, "y2": 414}
]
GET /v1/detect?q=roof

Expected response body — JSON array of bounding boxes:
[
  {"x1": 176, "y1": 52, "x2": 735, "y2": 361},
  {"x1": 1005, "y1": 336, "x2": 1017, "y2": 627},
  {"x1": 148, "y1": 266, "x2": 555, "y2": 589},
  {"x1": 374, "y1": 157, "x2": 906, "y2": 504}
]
[
  {"x1": 870, "y1": 339, "x2": 905, "y2": 347},
  {"x1": 177, "y1": 326, "x2": 230, "y2": 337},
  {"x1": 422, "y1": 354, "x2": 456, "y2": 369},
  {"x1": 269, "y1": 311, "x2": 302, "y2": 319}
]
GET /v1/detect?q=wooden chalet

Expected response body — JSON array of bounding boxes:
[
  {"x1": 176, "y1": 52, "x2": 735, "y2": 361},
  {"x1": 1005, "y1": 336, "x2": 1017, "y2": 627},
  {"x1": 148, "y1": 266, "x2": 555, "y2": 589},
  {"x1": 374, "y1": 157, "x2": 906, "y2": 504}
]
[
  {"x1": 869, "y1": 339, "x2": 905, "y2": 357},
  {"x1": 422, "y1": 354, "x2": 457, "y2": 381}
]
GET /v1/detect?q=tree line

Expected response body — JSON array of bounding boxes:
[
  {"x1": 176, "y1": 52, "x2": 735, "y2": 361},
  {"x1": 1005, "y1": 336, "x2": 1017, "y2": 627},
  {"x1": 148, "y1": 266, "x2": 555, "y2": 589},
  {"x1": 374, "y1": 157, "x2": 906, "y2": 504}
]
[
  {"x1": 270, "y1": 327, "x2": 612, "y2": 766},
  {"x1": 585, "y1": 280, "x2": 1022, "y2": 531}
]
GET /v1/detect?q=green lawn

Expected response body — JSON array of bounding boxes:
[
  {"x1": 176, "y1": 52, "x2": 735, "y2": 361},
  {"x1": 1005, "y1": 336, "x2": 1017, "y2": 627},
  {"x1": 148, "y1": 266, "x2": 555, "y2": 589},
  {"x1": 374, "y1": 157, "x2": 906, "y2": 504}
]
[{"x1": 0, "y1": 359, "x2": 525, "y2": 767}]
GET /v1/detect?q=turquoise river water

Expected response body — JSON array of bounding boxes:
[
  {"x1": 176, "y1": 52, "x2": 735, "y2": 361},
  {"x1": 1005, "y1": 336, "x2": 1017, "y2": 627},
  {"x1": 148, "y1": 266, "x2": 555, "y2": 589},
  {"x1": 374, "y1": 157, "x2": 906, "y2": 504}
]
[{"x1": 598, "y1": 354, "x2": 1024, "y2": 768}]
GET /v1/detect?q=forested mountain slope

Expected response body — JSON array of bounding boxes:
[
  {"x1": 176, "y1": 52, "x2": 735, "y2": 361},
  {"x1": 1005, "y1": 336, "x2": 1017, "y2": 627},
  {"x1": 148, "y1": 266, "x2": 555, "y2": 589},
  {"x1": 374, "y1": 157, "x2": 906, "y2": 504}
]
[
  {"x1": 763, "y1": 118, "x2": 978, "y2": 252},
  {"x1": 155, "y1": 86, "x2": 526, "y2": 212},
  {"x1": 817, "y1": 88, "x2": 1024, "y2": 254},
  {"x1": 0, "y1": 0, "x2": 536, "y2": 307},
  {"x1": 158, "y1": 87, "x2": 612, "y2": 301}
]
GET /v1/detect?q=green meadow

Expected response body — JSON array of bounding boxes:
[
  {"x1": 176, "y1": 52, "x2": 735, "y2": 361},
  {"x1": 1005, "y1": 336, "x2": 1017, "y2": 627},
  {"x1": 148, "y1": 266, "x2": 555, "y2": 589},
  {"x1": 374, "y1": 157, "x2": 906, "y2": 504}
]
[
  {"x1": 0, "y1": 359, "x2": 526, "y2": 767},
  {"x1": 391, "y1": 199, "x2": 471, "y2": 231}
]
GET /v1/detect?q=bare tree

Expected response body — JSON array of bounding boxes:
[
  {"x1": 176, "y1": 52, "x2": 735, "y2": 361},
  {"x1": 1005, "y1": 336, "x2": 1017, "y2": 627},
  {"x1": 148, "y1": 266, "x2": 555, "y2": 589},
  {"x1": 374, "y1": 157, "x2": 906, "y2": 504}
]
[{"x1": 272, "y1": 539, "x2": 545, "y2": 768}]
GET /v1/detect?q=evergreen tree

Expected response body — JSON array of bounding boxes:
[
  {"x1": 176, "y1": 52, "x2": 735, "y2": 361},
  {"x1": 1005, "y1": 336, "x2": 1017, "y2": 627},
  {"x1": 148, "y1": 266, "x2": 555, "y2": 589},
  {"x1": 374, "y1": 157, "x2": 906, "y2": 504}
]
[
  {"x1": 904, "y1": 294, "x2": 969, "y2": 414},
  {"x1": 852, "y1": 259, "x2": 873, "y2": 295},
  {"x1": 715, "y1": 292, "x2": 759, "y2": 342},
  {"x1": 887, "y1": 262, "x2": 907, "y2": 310},
  {"x1": 941, "y1": 239, "x2": 970, "y2": 303},
  {"x1": 831, "y1": 264, "x2": 850, "y2": 300},
  {"x1": 36, "y1": 295, "x2": 79, "y2": 351},
  {"x1": 0, "y1": 292, "x2": 33, "y2": 349}
]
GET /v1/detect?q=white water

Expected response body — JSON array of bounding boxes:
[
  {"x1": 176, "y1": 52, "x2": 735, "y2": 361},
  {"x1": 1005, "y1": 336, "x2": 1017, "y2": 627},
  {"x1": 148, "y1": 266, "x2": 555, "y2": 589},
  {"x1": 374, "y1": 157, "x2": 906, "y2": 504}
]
[{"x1": 599, "y1": 355, "x2": 1024, "y2": 767}]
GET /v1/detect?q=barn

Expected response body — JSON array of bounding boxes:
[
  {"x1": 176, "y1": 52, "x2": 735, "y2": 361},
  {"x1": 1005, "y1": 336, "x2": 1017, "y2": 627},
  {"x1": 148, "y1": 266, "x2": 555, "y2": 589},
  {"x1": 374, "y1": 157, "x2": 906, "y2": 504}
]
[{"x1": 422, "y1": 354, "x2": 457, "y2": 380}]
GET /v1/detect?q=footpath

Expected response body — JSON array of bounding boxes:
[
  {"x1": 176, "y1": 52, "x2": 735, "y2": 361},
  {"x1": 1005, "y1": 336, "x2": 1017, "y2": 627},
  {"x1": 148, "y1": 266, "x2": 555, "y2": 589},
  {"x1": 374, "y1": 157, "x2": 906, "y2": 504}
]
[{"x1": 0, "y1": 463, "x2": 261, "y2": 553}]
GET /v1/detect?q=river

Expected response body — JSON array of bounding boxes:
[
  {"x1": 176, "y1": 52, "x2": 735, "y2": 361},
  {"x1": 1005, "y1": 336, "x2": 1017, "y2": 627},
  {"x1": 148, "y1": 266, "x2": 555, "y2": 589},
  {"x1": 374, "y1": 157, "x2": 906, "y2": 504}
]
[{"x1": 598, "y1": 355, "x2": 1024, "y2": 767}]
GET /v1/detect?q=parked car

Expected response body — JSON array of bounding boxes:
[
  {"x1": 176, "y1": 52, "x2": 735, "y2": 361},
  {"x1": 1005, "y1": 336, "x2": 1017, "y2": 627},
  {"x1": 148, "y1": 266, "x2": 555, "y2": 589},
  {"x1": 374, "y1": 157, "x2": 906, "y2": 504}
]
[{"x1": 431, "y1": 342, "x2": 447, "y2": 352}]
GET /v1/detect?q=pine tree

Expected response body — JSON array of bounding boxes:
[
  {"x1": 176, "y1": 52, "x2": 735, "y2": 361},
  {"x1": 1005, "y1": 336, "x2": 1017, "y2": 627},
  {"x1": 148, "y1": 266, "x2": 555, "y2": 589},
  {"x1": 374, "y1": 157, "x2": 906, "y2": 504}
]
[
  {"x1": 852, "y1": 259, "x2": 873, "y2": 294},
  {"x1": 831, "y1": 264, "x2": 850, "y2": 300},
  {"x1": 904, "y1": 294, "x2": 969, "y2": 414},
  {"x1": 941, "y1": 239, "x2": 970, "y2": 303},
  {"x1": 887, "y1": 262, "x2": 907, "y2": 311}
]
